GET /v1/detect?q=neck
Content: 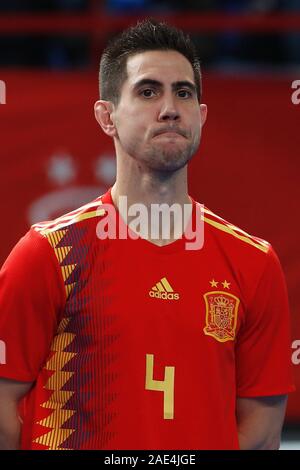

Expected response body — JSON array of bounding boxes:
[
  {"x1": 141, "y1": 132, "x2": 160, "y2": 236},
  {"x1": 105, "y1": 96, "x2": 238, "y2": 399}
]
[{"x1": 110, "y1": 152, "x2": 192, "y2": 246}]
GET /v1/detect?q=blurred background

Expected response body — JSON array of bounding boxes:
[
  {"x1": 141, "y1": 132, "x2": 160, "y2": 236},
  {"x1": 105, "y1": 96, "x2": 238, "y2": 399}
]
[{"x1": 0, "y1": 0, "x2": 299, "y2": 449}]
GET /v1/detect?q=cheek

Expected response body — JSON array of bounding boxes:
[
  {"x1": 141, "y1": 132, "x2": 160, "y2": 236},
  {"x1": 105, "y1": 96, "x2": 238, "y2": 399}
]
[
  {"x1": 191, "y1": 111, "x2": 201, "y2": 134},
  {"x1": 118, "y1": 112, "x2": 148, "y2": 137},
  {"x1": 115, "y1": 101, "x2": 156, "y2": 142},
  {"x1": 116, "y1": 118, "x2": 146, "y2": 147}
]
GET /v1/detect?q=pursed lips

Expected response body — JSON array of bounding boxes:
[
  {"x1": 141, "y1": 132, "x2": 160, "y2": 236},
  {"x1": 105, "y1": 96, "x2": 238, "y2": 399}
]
[{"x1": 153, "y1": 128, "x2": 187, "y2": 138}]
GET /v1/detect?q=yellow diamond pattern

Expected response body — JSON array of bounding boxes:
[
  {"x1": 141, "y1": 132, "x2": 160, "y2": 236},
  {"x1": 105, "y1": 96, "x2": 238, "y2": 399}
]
[
  {"x1": 33, "y1": 312, "x2": 77, "y2": 450},
  {"x1": 46, "y1": 230, "x2": 77, "y2": 298}
]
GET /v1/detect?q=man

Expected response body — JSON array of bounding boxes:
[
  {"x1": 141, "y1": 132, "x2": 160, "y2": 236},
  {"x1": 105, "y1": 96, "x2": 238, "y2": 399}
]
[{"x1": 0, "y1": 19, "x2": 295, "y2": 450}]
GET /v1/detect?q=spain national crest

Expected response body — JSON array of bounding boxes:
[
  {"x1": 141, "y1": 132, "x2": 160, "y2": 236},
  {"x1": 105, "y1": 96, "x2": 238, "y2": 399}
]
[{"x1": 203, "y1": 291, "x2": 240, "y2": 342}]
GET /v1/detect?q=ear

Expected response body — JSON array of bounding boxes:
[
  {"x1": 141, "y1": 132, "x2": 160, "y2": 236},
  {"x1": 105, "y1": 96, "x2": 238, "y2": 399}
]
[
  {"x1": 94, "y1": 100, "x2": 117, "y2": 137},
  {"x1": 199, "y1": 104, "x2": 207, "y2": 126}
]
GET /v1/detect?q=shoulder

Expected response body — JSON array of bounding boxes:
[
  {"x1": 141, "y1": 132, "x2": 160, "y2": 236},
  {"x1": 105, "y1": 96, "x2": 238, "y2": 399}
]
[
  {"x1": 199, "y1": 205, "x2": 288, "y2": 317},
  {"x1": 202, "y1": 205, "x2": 270, "y2": 256},
  {"x1": 28, "y1": 192, "x2": 108, "y2": 299},
  {"x1": 32, "y1": 193, "x2": 106, "y2": 238},
  {"x1": 199, "y1": 205, "x2": 286, "y2": 299}
]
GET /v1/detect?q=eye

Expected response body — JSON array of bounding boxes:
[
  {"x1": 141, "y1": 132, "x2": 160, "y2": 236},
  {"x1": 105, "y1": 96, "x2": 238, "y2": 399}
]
[
  {"x1": 140, "y1": 89, "x2": 156, "y2": 98},
  {"x1": 177, "y1": 89, "x2": 192, "y2": 99}
]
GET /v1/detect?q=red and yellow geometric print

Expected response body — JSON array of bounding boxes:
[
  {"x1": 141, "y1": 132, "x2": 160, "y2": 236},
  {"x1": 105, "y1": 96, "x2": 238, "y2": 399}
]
[
  {"x1": 33, "y1": 229, "x2": 77, "y2": 449},
  {"x1": 45, "y1": 229, "x2": 77, "y2": 298},
  {"x1": 33, "y1": 317, "x2": 77, "y2": 449}
]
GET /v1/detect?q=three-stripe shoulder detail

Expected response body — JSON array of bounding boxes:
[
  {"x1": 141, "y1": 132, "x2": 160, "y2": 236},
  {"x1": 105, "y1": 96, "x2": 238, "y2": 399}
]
[{"x1": 203, "y1": 207, "x2": 270, "y2": 253}]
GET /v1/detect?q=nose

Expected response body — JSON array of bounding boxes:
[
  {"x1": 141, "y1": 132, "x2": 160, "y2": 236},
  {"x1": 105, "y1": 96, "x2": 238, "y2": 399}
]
[{"x1": 158, "y1": 95, "x2": 180, "y2": 122}]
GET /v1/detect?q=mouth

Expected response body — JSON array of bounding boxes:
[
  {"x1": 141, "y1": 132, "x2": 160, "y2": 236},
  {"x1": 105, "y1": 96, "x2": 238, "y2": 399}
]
[
  {"x1": 156, "y1": 132, "x2": 182, "y2": 137},
  {"x1": 153, "y1": 130, "x2": 186, "y2": 139}
]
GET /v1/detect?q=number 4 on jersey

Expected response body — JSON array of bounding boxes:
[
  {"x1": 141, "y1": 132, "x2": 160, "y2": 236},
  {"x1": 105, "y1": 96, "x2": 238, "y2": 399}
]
[{"x1": 145, "y1": 353, "x2": 175, "y2": 419}]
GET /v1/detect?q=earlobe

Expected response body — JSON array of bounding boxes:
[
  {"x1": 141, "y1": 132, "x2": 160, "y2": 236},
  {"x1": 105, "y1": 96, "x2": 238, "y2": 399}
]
[{"x1": 94, "y1": 100, "x2": 116, "y2": 137}]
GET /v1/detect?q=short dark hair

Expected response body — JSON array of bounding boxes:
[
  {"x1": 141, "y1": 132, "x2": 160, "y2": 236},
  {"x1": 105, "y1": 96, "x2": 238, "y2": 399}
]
[{"x1": 99, "y1": 19, "x2": 202, "y2": 105}]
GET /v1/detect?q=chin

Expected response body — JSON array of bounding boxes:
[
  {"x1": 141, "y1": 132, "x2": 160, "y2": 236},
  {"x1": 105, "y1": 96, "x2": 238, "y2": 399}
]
[
  {"x1": 149, "y1": 157, "x2": 192, "y2": 173},
  {"x1": 138, "y1": 142, "x2": 197, "y2": 172}
]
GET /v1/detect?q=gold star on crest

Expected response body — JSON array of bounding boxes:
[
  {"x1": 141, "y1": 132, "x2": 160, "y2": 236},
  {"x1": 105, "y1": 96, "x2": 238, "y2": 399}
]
[
  {"x1": 209, "y1": 279, "x2": 218, "y2": 287},
  {"x1": 222, "y1": 280, "x2": 231, "y2": 289}
]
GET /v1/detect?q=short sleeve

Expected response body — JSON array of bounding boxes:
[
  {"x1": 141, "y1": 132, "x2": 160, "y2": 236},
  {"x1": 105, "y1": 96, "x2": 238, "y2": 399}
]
[
  {"x1": 0, "y1": 228, "x2": 66, "y2": 382},
  {"x1": 236, "y1": 245, "x2": 295, "y2": 397}
]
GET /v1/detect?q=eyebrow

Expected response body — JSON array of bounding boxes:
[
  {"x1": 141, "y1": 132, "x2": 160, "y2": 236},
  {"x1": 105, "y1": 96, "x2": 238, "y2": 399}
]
[{"x1": 132, "y1": 78, "x2": 197, "y2": 94}]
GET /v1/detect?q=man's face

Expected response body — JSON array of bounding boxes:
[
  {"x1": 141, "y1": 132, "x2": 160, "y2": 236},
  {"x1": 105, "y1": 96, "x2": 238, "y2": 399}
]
[{"x1": 111, "y1": 50, "x2": 206, "y2": 173}]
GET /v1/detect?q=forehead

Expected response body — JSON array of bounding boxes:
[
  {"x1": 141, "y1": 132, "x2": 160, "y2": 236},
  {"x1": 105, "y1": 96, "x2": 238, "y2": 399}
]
[{"x1": 125, "y1": 50, "x2": 195, "y2": 86}]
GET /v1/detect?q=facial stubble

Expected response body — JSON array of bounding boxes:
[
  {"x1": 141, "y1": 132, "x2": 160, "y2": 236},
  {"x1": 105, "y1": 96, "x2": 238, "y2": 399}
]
[{"x1": 127, "y1": 132, "x2": 201, "y2": 173}]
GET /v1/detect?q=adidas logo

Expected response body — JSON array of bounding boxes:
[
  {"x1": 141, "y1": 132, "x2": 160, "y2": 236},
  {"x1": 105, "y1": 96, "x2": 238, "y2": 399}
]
[{"x1": 149, "y1": 277, "x2": 180, "y2": 300}]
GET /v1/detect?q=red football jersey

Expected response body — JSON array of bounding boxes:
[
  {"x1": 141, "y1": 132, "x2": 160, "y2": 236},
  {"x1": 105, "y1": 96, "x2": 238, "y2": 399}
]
[{"x1": 0, "y1": 188, "x2": 295, "y2": 449}]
